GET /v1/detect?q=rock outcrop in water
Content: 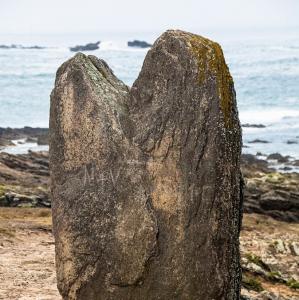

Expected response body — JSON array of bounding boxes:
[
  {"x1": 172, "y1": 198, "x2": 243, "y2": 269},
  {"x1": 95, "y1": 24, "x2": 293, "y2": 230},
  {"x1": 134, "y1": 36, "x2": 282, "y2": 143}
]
[
  {"x1": 0, "y1": 127, "x2": 48, "y2": 142},
  {"x1": 50, "y1": 30, "x2": 243, "y2": 300},
  {"x1": 0, "y1": 44, "x2": 46, "y2": 49},
  {"x1": 70, "y1": 41, "x2": 100, "y2": 52},
  {"x1": 127, "y1": 40, "x2": 152, "y2": 48}
]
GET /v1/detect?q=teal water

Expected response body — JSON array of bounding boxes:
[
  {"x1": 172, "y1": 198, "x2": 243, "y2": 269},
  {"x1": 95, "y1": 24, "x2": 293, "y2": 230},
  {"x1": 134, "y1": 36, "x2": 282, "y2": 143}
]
[{"x1": 0, "y1": 32, "x2": 298, "y2": 158}]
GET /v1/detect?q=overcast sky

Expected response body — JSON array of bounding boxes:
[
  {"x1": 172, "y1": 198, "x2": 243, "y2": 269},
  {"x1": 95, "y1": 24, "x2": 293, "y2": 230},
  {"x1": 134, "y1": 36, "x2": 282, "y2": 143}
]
[{"x1": 0, "y1": 0, "x2": 298, "y2": 35}]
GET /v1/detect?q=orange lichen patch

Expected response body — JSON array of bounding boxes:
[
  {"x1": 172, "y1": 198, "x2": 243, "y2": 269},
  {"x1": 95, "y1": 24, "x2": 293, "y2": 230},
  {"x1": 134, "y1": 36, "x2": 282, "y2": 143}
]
[{"x1": 188, "y1": 34, "x2": 234, "y2": 127}]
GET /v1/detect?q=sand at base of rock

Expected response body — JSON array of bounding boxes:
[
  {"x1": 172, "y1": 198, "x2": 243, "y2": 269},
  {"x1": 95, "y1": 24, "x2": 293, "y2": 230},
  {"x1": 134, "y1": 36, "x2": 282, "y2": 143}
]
[
  {"x1": 0, "y1": 208, "x2": 59, "y2": 300},
  {"x1": 0, "y1": 208, "x2": 298, "y2": 300}
]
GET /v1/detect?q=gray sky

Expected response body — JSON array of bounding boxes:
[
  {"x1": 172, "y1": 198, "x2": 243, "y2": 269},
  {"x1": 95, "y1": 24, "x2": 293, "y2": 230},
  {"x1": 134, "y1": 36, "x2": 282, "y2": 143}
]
[{"x1": 0, "y1": 0, "x2": 298, "y2": 34}]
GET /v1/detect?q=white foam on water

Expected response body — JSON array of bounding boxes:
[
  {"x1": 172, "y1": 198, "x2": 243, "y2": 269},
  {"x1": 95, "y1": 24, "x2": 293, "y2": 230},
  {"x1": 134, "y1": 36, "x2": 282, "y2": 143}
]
[
  {"x1": 0, "y1": 139, "x2": 49, "y2": 155},
  {"x1": 0, "y1": 32, "x2": 299, "y2": 161},
  {"x1": 239, "y1": 108, "x2": 299, "y2": 126}
]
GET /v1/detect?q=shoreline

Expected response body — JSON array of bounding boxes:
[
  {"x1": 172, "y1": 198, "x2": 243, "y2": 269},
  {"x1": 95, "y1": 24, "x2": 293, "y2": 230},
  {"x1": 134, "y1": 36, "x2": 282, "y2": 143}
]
[
  {"x1": 0, "y1": 146, "x2": 298, "y2": 222},
  {"x1": 1, "y1": 126, "x2": 298, "y2": 168},
  {"x1": 0, "y1": 129, "x2": 298, "y2": 299}
]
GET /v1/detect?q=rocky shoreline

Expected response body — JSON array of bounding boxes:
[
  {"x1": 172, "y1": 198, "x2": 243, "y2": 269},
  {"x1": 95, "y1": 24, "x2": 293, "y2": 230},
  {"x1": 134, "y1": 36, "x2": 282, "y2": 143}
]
[
  {"x1": 0, "y1": 127, "x2": 49, "y2": 148},
  {"x1": 240, "y1": 214, "x2": 299, "y2": 300},
  {"x1": 0, "y1": 129, "x2": 298, "y2": 299},
  {"x1": 0, "y1": 127, "x2": 298, "y2": 221},
  {"x1": 1, "y1": 147, "x2": 298, "y2": 222},
  {"x1": 242, "y1": 154, "x2": 299, "y2": 222},
  {"x1": 0, "y1": 151, "x2": 298, "y2": 299},
  {"x1": 0, "y1": 151, "x2": 49, "y2": 208}
]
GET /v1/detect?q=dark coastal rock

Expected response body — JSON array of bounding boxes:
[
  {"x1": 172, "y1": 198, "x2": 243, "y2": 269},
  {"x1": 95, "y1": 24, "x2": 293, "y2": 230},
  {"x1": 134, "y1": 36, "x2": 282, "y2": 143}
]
[
  {"x1": 240, "y1": 296, "x2": 251, "y2": 300},
  {"x1": 0, "y1": 151, "x2": 49, "y2": 207},
  {"x1": 242, "y1": 123, "x2": 266, "y2": 128},
  {"x1": 241, "y1": 154, "x2": 271, "y2": 174},
  {"x1": 25, "y1": 137, "x2": 37, "y2": 143},
  {"x1": 0, "y1": 138, "x2": 15, "y2": 148},
  {"x1": 0, "y1": 44, "x2": 17, "y2": 49},
  {"x1": 292, "y1": 160, "x2": 299, "y2": 166},
  {"x1": 267, "y1": 153, "x2": 284, "y2": 160},
  {"x1": 37, "y1": 135, "x2": 49, "y2": 145},
  {"x1": 248, "y1": 139, "x2": 270, "y2": 144},
  {"x1": 0, "y1": 127, "x2": 48, "y2": 140},
  {"x1": 70, "y1": 41, "x2": 100, "y2": 52},
  {"x1": 0, "y1": 44, "x2": 45, "y2": 49},
  {"x1": 279, "y1": 166, "x2": 292, "y2": 171},
  {"x1": 286, "y1": 140, "x2": 298, "y2": 144},
  {"x1": 243, "y1": 169, "x2": 299, "y2": 222},
  {"x1": 267, "y1": 153, "x2": 289, "y2": 163},
  {"x1": 0, "y1": 151, "x2": 49, "y2": 178},
  {"x1": 50, "y1": 30, "x2": 242, "y2": 299},
  {"x1": 128, "y1": 40, "x2": 152, "y2": 48},
  {"x1": 0, "y1": 192, "x2": 50, "y2": 207},
  {"x1": 260, "y1": 191, "x2": 299, "y2": 212},
  {"x1": 256, "y1": 152, "x2": 265, "y2": 156},
  {"x1": 0, "y1": 127, "x2": 49, "y2": 147},
  {"x1": 23, "y1": 45, "x2": 45, "y2": 49}
]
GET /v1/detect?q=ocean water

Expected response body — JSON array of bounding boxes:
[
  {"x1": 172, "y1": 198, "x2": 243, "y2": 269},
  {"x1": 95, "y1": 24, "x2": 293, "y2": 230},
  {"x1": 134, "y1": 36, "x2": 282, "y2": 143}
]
[{"x1": 0, "y1": 31, "x2": 298, "y2": 158}]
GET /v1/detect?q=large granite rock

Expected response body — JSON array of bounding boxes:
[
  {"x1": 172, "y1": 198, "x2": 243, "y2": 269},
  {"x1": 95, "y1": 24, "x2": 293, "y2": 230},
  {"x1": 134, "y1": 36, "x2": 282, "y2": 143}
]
[{"x1": 50, "y1": 30, "x2": 242, "y2": 299}]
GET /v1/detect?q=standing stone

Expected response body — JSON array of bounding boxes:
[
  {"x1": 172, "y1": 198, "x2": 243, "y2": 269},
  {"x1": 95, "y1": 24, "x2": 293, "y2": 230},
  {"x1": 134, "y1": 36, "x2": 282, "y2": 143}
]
[{"x1": 50, "y1": 30, "x2": 242, "y2": 300}]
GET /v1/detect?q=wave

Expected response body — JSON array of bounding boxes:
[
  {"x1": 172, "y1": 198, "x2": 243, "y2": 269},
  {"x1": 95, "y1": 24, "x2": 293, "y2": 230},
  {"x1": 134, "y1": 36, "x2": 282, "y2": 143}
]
[
  {"x1": 95, "y1": 41, "x2": 149, "y2": 51},
  {"x1": 239, "y1": 108, "x2": 299, "y2": 125},
  {"x1": 0, "y1": 41, "x2": 152, "y2": 52}
]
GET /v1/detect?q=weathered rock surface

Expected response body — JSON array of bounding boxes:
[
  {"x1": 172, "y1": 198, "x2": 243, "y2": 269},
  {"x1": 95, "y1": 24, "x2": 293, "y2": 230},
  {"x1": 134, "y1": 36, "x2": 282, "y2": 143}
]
[{"x1": 50, "y1": 30, "x2": 242, "y2": 299}]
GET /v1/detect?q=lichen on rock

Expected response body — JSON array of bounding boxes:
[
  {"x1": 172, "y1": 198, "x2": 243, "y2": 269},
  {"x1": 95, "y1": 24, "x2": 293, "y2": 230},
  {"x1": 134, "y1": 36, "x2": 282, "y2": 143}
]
[{"x1": 189, "y1": 33, "x2": 234, "y2": 127}]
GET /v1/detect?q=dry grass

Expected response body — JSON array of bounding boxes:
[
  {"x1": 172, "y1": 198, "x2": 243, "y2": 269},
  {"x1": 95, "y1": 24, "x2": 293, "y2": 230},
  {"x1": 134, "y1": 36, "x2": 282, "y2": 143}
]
[
  {"x1": 0, "y1": 227, "x2": 16, "y2": 237},
  {"x1": 0, "y1": 207, "x2": 52, "y2": 235},
  {"x1": 0, "y1": 207, "x2": 51, "y2": 222},
  {"x1": 242, "y1": 213, "x2": 299, "y2": 235},
  {"x1": 0, "y1": 207, "x2": 59, "y2": 299}
]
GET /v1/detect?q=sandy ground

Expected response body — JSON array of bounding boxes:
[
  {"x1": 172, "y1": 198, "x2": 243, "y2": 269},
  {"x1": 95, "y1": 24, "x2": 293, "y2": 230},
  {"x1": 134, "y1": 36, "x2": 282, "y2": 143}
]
[
  {"x1": 241, "y1": 214, "x2": 299, "y2": 300},
  {"x1": 0, "y1": 208, "x2": 59, "y2": 300},
  {"x1": 0, "y1": 208, "x2": 298, "y2": 300}
]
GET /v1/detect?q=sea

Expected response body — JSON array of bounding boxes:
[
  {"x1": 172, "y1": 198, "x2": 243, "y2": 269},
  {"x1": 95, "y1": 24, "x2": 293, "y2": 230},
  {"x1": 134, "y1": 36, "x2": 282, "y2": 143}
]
[{"x1": 0, "y1": 30, "x2": 298, "y2": 160}]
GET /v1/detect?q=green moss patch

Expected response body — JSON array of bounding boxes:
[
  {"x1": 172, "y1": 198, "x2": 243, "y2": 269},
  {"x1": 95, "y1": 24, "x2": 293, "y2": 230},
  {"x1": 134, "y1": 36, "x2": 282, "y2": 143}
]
[
  {"x1": 0, "y1": 185, "x2": 6, "y2": 197},
  {"x1": 266, "y1": 271, "x2": 284, "y2": 283},
  {"x1": 287, "y1": 278, "x2": 299, "y2": 289},
  {"x1": 242, "y1": 274, "x2": 264, "y2": 292},
  {"x1": 245, "y1": 253, "x2": 271, "y2": 272}
]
